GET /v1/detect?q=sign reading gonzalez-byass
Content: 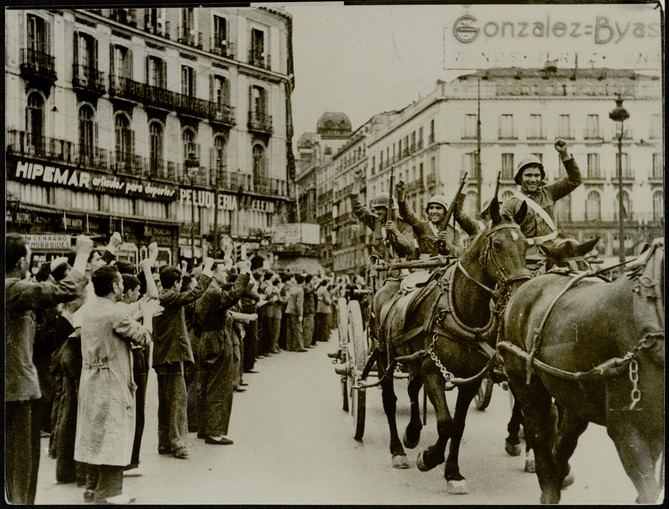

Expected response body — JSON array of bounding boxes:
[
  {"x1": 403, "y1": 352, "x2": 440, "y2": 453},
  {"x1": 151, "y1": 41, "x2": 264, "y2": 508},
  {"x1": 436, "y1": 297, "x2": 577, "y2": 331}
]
[
  {"x1": 12, "y1": 160, "x2": 177, "y2": 201},
  {"x1": 444, "y1": 3, "x2": 661, "y2": 71}
]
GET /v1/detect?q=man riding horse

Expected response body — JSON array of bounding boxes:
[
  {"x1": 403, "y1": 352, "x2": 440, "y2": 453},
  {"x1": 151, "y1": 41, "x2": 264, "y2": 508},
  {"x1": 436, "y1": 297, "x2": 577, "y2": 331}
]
[{"x1": 500, "y1": 138, "x2": 597, "y2": 262}]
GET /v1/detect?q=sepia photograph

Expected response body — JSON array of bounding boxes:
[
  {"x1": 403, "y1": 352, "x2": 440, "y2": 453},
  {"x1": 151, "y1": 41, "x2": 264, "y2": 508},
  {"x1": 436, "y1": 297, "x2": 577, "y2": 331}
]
[{"x1": 4, "y1": 0, "x2": 664, "y2": 504}]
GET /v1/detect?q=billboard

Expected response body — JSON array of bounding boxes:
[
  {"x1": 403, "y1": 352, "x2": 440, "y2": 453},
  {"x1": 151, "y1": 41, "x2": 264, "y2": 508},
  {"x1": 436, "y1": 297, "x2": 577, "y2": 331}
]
[
  {"x1": 272, "y1": 223, "x2": 320, "y2": 245},
  {"x1": 444, "y1": 3, "x2": 662, "y2": 72}
]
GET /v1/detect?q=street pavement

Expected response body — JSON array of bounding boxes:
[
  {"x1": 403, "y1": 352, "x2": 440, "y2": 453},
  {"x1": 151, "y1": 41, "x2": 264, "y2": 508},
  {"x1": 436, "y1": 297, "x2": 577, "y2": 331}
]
[{"x1": 36, "y1": 330, "x2": 644, "y2": 504}]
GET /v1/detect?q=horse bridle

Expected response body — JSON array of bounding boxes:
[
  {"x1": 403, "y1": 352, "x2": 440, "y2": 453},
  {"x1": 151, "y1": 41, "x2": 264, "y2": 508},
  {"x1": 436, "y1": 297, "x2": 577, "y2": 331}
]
[{"x1": 457, "y1": 223, "x2": 532, "y2": 295}]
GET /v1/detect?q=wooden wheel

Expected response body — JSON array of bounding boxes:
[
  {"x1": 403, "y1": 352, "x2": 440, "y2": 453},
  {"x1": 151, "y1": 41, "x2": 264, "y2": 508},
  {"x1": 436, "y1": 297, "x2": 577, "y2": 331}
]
[
  {"x1": 347, "y1": 300, "x2": 367, "y2": 440},
  {"x1": 337, "y1": 297, "x2": 349, "y2": 412},
  {"x1": 474, "y1": 377, "x2": 494, "y2": 410}
]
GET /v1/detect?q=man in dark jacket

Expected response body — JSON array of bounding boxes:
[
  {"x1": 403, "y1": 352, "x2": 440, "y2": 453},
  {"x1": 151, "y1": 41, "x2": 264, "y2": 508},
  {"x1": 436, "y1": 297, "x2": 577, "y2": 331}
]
[
  {"x1": 153, "y1": 258, "x2": 214, "y2": 459},
  {"x1": 194, "y1": 262, "x2": 252, "y2": 445}
]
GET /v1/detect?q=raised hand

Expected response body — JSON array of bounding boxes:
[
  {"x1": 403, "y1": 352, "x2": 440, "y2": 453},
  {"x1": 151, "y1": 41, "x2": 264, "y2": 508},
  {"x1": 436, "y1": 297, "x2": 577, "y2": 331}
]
[
  {"x1": 395, "y1": 180, "x2": 406, "y2": 203},
  {"x1": 107, "y1": 232, "x2": 123, "y2": 253},
  {"x1": 148, "y1": 241, "x2": 159, "y2": 262},
  {"x1": 75, "y1": 235, "x2": 94, "y2": 256},
  {"x1": 554, "y1": 138, "x2": 569, "y2": 157}
]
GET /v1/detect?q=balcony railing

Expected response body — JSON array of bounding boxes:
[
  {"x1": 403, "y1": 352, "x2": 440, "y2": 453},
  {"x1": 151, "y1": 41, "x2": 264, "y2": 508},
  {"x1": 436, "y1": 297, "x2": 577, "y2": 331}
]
[
  {"x1": 176, "y1": 93, "x2": 210, "y2": 118},
  {"x1": 178, "y1": 27, "x2": 203, "y2": 49},
  {"x1": 209, "y1": 103, "x2": 235, "y2": 127},
  {"x1": 527, "y1": 131, "x2": 546, "y2": 140},
  {"x1": 144, "y1": 83, "x2": 179, "y2": 111},
  {"x1": 248, "y1": 111, "x2": 273, "y2": 134},
  {"x1": 611, "y1": 127, "x2": 633, "y2": 140},
  {"x1": 108, "y1": 8, "x2": 137, "y2": 27},
  {"x1": 498, "y1": 129, "x2": 518, "y2": 140},
  {"x1": 583, "y1": 129, "x2": 603, "y2": 140},
  {"x1": 556, "y1": 128, "x2": 575, "y2": 140},
  {"x1": 461, "y1": 129, "x2": 477, "y2": 140},
  {"x1": 252, "y1": 175, "x2": 287, "y2": 197},
  {"x1": 20, "y1": 48, "x2": 57, "y2": 82},
  {"x1": 109, "y1": 74, "x2": 145, "y2": 102},
  {"x1": 210, "y1": 39, "x2": 235, "y2": 59},
  {"x1": 248, "y1": 49, "x2": 271, "y2": 70},
  {"x1": 143, "y1": 18, "x2": 170, "y2": 38},
  {"x1": 72, "y1": 64, "x2": 106, "y2": 95}
]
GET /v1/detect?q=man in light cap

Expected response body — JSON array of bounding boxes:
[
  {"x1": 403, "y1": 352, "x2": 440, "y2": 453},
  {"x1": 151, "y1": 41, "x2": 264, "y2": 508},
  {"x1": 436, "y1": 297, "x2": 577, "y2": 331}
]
[
  {"x1": 350, "y1": 171, "x2": 415, "y2": 260},
  {"x1": 500, "y1": 139, "x2": 595, "y2": 258},
  {"x1": 395, "y1": 181, "x2": 467, "y2": 258}
]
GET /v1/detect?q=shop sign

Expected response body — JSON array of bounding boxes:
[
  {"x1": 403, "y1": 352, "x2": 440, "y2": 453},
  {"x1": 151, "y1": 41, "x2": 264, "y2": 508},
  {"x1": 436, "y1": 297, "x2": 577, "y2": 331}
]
[
  {"x1": 24, "y1": 234, "x2": 71, "y2": 250},
  {"x1": 179, "y1": 189, "x2": 277, "y2": 214},
  {"x1": 271, "y1": 223, "x2": 320, "y2": 245},
  {"x1": 12, "y1": 160, "x2": 177, "y2": 202}
]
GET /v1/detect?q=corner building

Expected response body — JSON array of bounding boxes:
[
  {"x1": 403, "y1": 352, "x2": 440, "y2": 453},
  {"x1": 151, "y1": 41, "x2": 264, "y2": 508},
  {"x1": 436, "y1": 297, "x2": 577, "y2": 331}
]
[{"x1": 5, "y1": 6, "x2": 295, "y2": 266}]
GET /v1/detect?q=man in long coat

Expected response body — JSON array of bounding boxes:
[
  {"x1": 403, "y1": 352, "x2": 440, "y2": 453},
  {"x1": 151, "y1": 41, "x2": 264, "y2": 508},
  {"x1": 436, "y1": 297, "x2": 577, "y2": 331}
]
[{"x1": 74, "y1": 265, "x2": 158, "y2": 504}]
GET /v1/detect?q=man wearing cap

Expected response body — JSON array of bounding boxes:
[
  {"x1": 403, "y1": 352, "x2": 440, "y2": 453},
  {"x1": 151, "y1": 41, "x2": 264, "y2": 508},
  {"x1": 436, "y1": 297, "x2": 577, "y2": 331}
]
[
  {"x1": 350, "y1": 171, "x2": 416, "y2": 261},
  {"x1": 500, "y1": 139, "x2": 583, "y2": 254},
  {"x1": 395, "y1": 182, "x2": 468, "y2": 258}
]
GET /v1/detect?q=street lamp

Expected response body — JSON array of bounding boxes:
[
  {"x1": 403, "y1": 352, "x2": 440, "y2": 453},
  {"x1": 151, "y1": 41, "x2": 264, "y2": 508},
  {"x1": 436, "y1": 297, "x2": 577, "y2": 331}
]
[
  {"x1": 609, "y1": 94, "x2": 630, "y2": 263},
  {"x1": 185, "y1": 151, "x2": 200, "y2": 266}
]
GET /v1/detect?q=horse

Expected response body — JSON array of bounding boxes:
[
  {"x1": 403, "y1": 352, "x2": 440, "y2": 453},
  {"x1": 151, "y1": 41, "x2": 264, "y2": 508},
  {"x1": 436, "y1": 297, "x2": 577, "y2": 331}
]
[
  {"x1": 498, "y1": 238, "x2": 664, "y2": 504},
  {"x1": 369, "y1": 198, "x2": 531, "y2": 494}
]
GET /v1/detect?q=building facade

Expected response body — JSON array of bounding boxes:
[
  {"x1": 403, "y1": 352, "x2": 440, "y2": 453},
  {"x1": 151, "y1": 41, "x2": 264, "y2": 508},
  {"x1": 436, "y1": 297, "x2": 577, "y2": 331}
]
[{"x1": 5, "y1": 6, "x2": 295, "y2": 267}]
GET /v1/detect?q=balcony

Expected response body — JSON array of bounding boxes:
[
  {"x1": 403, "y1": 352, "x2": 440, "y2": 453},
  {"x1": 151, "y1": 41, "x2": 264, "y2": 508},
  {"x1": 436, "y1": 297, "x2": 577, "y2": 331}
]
[
  {"x1": 210, "y1": 39, "x2": 235, "y2": 59},
  {"x1": 175, "y1": 93, "x2": 210, "y2": 119},
  {"x1": 611, "y1": 127, "x2": 633, "y2": 141},
  {"x1": 426, "y1": 173, "x2": 436, "y2": 188},
  {"x1": 648, "y1": 170, "x2": 663, "y2": 184},
  {"x1": 461, "y1": 129, "x2": 477, "y2": 140},
  {"x1": 19, "y1": 48, "x2": 57, "y2": 87},
  {"x1": 252, "y1": 175, "x2": 288, "y2": 197},
  {"x1": 583, "y1": 129, "x2": 604, "y2": 141},
  {"x1": 527, "y1": 131, "x2": 546, "y2": 140},
  {"x1": 109, "y1": 75, "x2": 146, "y2": 103},
  {"x1": 108, "y1": 8, "x2": 137, "y2": 27},
  {"x1": 72, "y1": 64, "x2": 106, "y2": 97},
  {"x1": 248, "y1": 49, "x2": 271, "y2": 70},
  {"x1": 178, "y1": 27, "x2": 203, "y2": 49},
  {"x1": 110, "y1": 153, "x2": 177, "y2": 183},
  {"x1": 248, "y1": 111, "x2": 273, "y2": 134},
  {"x1": 144, "y1": 83, "x2": 178, "y2": 112},
  {"x1": 209, "y1": 103, "x2": 235, "y2": 127},
  {"x1": 498, "y1": 129, "x2": 518, "y2": 140},
  {"x1": 143, "y1": 18, "x2": 170, "y2": 39},
  {"x1": 556, "y1": 128, "x2": 575, "y2": 140},
  {"x1": 583, "y1": 171, "x2": 606, "y2": 184}
]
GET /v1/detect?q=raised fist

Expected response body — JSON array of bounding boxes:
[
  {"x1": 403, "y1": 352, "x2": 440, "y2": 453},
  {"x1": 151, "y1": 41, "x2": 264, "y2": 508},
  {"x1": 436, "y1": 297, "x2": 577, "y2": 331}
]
[
  {"x1": 75, "y1": 235, "x2": 94, "y2": 255},
  {"x1": 395, "y1": 181, "x2": 406, "y2": 203},
  {"x1": 148, "y1": 241, "x2": 159, "y2": 261},
  {"x1": 108, "y1": 232, "x2": 123, "y2": 251},
  {"x1": 554, "y1": 139, "x2": 569, "y2": 157}
]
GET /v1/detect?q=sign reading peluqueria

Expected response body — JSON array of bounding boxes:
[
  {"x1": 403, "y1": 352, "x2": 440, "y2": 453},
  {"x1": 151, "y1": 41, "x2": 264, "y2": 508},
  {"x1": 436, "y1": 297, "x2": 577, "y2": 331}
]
[{"x1": 10, "y1": 159, "x2": 177, "y2": 202}]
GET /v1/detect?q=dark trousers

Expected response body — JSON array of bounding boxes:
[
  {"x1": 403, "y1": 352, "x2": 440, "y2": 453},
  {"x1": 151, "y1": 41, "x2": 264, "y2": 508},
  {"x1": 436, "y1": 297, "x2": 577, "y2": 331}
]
[
  {"x1": 314, "y1": 313, "x2": 331, "y2": 342},
  {"x1": 6, "y1": 399, "x2": 40, "y2": 504},
  {"x1": 199, "y1": 339, "x2": 235, "y2": 436},
  {"x1": 54, "y1": 374, "x2": 79, "y2": 483},
  {"x1": 267, "y1": 317, "x2": 281, "y2": 352},
  {"x1": 285, "y1": 314, "x2": 304, "y2": 350},
  {"x1": 303, "y1": 313, "x2": 315, "y2": 347},
  {"x1": 155, "y1": 362, "x2": 188, "y2": 452},
  {"x1": 243, "y1": 320, "x2": 258, "y2": 371},
  {"x1": 86, "y1": 464, "x2": 124, "y2": 501},
  {"x1": 256, "y1": 309, "x2": 267, "y2": 356},
  {"x1": 129, "y1": 348, "x2": 149, "y2": 467},
  {"x1": 279, "y1": 310, "x2": 287, "y2": 350}
]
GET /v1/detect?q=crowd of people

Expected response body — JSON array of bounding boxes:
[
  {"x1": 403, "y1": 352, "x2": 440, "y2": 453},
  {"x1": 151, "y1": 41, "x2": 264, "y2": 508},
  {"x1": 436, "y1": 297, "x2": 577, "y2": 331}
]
[{"x1": 5, "y1": 230, "x2": 355, "y2": 504}]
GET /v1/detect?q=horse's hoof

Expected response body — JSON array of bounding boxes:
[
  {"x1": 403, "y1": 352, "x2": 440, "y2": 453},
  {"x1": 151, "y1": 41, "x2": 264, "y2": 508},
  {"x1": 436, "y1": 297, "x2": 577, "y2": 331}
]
[
  {"x1": 561, "y1": 472, "x2": 574, "y2": 489},
  {"x1": 392, "y1": 454, "x2": 410, "y2": 469},
  {"x1": 505, "y1": 440, "x2": 521, "y2": 457},
  {"x1": 416, "y1": 452, "x2": 430, "y2": 472},
  {"x1": 446, "y1": 479, "x2": 469, "y2": 495},
  {"x1": 524, "y1": 458, "x2": 536, "y2": 473},
  {"x1": 402, "y1": 430, "x2": 420, "y2": 450}
]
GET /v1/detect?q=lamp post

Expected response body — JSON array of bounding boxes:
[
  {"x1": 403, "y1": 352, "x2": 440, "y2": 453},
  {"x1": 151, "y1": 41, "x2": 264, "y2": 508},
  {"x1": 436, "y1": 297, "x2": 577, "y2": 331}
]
[
  {"x1": 609, "y1": 94, "x2": 630, "y2": 263},
  {"x1": 212, "y1": 158, "x2": 222, "y2": 259},
  {"x1": 185, "y1": 151, "x2": 200, "y2": 266}
]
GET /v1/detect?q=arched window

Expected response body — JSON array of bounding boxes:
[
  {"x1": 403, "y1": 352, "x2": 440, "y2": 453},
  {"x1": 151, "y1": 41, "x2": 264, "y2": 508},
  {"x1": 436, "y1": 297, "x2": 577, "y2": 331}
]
[
  {"x1": 556, "y1": 194, "x2": 571, "y2": 223},
  {"x1": 114, "y1": 113, "x2": 132, "y2": 169},
  {"x1": 149, "y1": 121, "x2": 163, "y2": 174},
  {"x1": 585, "y1": 191, "x2": 601, "y2": 221},
  {"x1": 613, "y1": 191, "x2": 631, "y2": 221},
  {"x1": 252, "y1": 144, "x2": 266, "y2": 179},
  {"x1": 182, "y1": 128, "x2": 196, "y2": 161},
  {"x1": 652, "y1": 191, "x2": 663, "y2": 222},
  {"x1": 26, "y1": 92, "x2": 45, "y2": 154},
  {"x1": 213, "y1": 135, "x2": 226, "y2": 169},
  {"x1": 78, "y1": 104, "x2": 95, "y2": 163}
]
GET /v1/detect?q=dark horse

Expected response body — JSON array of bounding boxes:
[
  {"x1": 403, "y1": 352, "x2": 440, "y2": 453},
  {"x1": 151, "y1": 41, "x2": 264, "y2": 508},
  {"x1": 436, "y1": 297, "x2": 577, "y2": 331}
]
[
  {"x1": 498, "y1": 238, "x2": 664, "y2": 504},
  {"x1": 370, "y1": 199, "x2": 530, "y2": 494}
]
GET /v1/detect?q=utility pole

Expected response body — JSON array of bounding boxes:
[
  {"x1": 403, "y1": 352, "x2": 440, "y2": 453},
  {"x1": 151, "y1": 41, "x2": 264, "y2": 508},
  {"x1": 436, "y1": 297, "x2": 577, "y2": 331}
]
[
  {"x1": 476, "y1": 77, "x2": 482, "y2": 214},
  {"x1": 212, "y1": 158, "x2": 221, "y2": 259}
]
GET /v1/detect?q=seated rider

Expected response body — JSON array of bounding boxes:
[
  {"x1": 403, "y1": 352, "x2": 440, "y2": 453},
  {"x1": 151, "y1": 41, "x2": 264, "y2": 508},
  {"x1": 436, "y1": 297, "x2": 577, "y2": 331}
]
[
  {"x1": 395, "y1": 180, "x2": 469, "y2": 259},
  {"x1": 500, "y1": 138, "x2": 597, "y2": 263}
]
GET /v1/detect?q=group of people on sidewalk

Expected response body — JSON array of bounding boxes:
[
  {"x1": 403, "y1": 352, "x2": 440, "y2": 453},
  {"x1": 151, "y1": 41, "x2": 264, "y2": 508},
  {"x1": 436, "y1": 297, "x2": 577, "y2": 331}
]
[{"x1": 5, "y1": 230, "x2": 344, "y2": 504}]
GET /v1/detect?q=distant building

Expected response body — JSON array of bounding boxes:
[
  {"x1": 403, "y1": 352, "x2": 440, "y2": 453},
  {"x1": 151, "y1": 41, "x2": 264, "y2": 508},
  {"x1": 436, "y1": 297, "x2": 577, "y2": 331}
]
[{"x1": 5, "y1": 6, "x2": 295, "y2": 267}]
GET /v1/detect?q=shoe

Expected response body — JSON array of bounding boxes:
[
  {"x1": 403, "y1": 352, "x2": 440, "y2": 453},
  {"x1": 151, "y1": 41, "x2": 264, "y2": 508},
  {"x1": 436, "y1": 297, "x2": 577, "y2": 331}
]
[
  {"x1": 271, "y1": 348, "x2": 281, "y2": 354},
  {"x1": 123, "y1": 468, "x2": 143, "y2": 477},
  {"x1": 104, "y1": 493, "x2": 136, "y2": 504},
  {"x1": 197, "y1": 432, "x2": 206, "y2": 439},
  {"x1": 246, "y1": 369, "x2": 260, "y2": 374},
  {"x1": 239, "y1": 381, "x2": 249, "y2": 386},
  {"x1": 158, "y1": 446, "x2": 171, "y2": 455},
  {"x1": 297, "y1": 348, "x2": 308, "y2": 352},
  {"x1": 83, "y1": 489, "x2": 95, "y2": 503},
  {"x1": 234, "y1": 387, "x2": 246, "y2": 393},
  {"x1": 172, "y1": 448, "x2": 189, "y2": 459},
  {"x1": 204, "y1": 435, "x2": 234, "y2": 445},
  {"x1": 327, "y1": 351, "x2": 340, "y2": 358}
]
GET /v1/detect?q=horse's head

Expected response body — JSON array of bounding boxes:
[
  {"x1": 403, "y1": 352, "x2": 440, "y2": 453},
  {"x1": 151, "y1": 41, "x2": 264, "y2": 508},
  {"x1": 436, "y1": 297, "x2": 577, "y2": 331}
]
[{"x1": 465, "y1": 199, "x2": 531, "y2": 292}]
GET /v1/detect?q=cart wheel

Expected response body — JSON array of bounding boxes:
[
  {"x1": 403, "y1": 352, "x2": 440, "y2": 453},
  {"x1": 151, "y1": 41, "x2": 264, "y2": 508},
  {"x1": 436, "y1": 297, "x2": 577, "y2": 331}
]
[
  {"x1": 341, "y1": 374, "x2": 349, "y2": 412},
  {"x1": 348, "y1": 300, "x2": 367, "y2": 440},
  {"x1": 337, "y1": 297, "x2": 349, "y2": 349},
  {"x1": 474, "y1": 377, "x2": 494, "y2": 410}
]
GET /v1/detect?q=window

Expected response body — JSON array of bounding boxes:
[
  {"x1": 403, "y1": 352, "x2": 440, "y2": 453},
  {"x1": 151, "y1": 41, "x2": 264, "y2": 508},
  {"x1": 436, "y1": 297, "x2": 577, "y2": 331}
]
[
  {"x1": 250, "y1": 85, "x2": 267, "y2": 117},
  {"x1": 146, "y1": 56, "x2": 166, "y2": 88},
  {"x1": 181, "y1": 65, "x2": 195, "y2": 96},
  {"x1": 182, "y1": 129, "x2": 197, "y2": 163},
  {"x1": 614, "y1": 191, "x2": 631, "y2": 221},
  {"x1": 250, "y1": 28, "x2": 265, "y2": 66},
  {"x1": 212, "y1": 135, "x2": 226, "y2": 172},
  {"x1": 180, "y1": 7, "x2": 195, "y2": 43},
  {"x1": 110, "y1": 45, "x2": 132, "y2": 81},
  {"x1": 652, "y1": 191, "x2": 663, "y2": 221},
  {"x1": 26, "y1": 92, "x2": 45, "y2": 154},
  {"x1": 78, "y1": 105, "x2": 96, "y2": 163},
  {"x1": 114, "y1": 113, "x2": 133, "y2": 167},
  {"x1": 418, "y1": 127, "x2": 424, "y2": 147},
  {"x1": 650, "y1": 114, "x2": 661, "y2": 139},
  {"x1": 652, "y1": 153, "x2": 662, "y2": 179},
  {"x1": 411, "y1": 131, "x2": 416, "y2": 151},
  {"x1": 529, "y1": 114, "x2": 543, "y2": 139},
  {"x1": 585, "y1": 191, "x2": 601, "y2": 221},
  {"x1": 213, "y1": 15, "x2": 228, "y2": 50},
  {"x1": 463, "y1": 152, "x2": 477, "y2": 176},
  {"x1": 585, "y1": 114, "x2": 600, "y2": 138},
  {"x1": 616, "y1": 152, "x2": 632, "y2": 178},
  {"x1": 499, "y1": 114, "x2": 514, "y2": 138},
  {"x1": 252, "y1": 144, "x2": 266, "y2": 178},
  {"x1": 144, "y1": 8, "x2": 164, "y2": 35},
  {"x1": 211, "y1": 75, "x2": 229, "y2": 105},
  {"x1": 27, "y1": 14, "x2": 49, "y2": 54},
  {"x1": 149, "y1": 121, "x2": 164, "y2": 174},
  {"x1": 586, "y1": 153, "x2": 601, "y2": 179},
  {"x1": 501, "y1": 153, "x2": 514, "y2": 180},
  {"x1": 464, "y1": 114, "x2": 477, "y2": 138},
  {"x1": 556, "y1": 194, "x2": 571, "y2": 223},
  {"x1": 558, "y1": 114, "x2": 572, "y2": 138},
  {"x1": 429, "y1": 119, "x2": 435, "y2": 142},
  {"x1": 73, "y1": 32, "x2": 98, "y2": 85}
]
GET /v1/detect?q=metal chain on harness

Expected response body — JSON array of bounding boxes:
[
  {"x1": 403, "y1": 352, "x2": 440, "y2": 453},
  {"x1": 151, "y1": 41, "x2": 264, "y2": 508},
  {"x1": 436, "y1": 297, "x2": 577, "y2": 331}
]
[
  {"x1": 427, "y1": 334, "x2": 456, "y2": 390},
  {"x1": 628, "y1": 359, "x2": 641, "y2": 410}
]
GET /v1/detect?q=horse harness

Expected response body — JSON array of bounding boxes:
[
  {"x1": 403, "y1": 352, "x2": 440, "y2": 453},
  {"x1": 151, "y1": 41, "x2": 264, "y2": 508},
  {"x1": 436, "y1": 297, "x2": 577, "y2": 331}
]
[{"x1": 497, "y1": 240, "x2": 664, "y2": 410}]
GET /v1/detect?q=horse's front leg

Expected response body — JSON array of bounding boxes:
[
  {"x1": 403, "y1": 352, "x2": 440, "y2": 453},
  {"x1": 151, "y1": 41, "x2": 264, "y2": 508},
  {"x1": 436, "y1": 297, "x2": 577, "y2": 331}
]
[
  {"x1": 379, "y1": 356, "x2": 410, "y2": 469},
  {"x1": 403, "y1": 371, "x2": 423, "y2": 449},
  {"x1": 505, "y1": 397, "x2": 523, "y2": 457},
  {"x1": 417, "y1": 359, "x2": 451, "y2": 473},
  {"x1": 442, "y1": 381, "x2": 478, "y2": 495}
]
